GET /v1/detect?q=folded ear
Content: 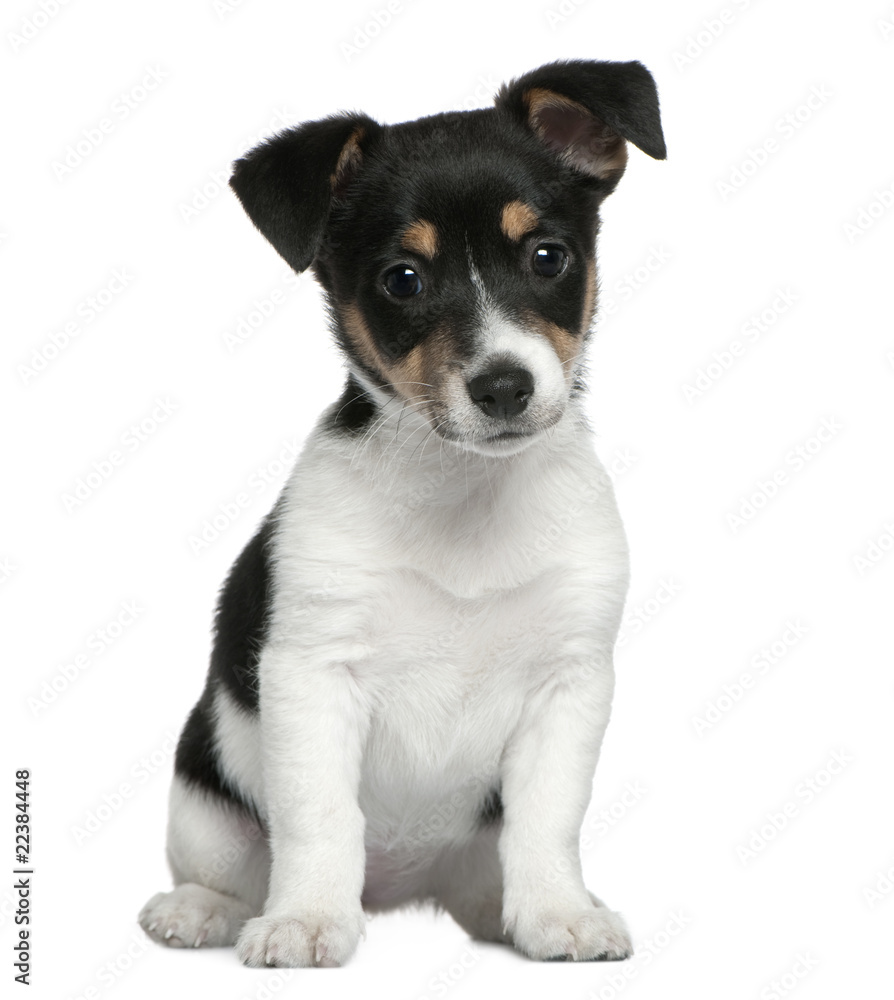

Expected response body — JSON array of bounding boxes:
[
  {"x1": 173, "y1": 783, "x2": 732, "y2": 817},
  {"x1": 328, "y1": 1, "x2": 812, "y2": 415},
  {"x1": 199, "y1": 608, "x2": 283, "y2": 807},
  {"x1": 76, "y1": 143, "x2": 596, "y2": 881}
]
[
  {"x1": 229, "y1": 112, "x2": 380, "y2": 273},
  {"x1": 495, "y1": 60, "x2": 665, "y2": 190}
]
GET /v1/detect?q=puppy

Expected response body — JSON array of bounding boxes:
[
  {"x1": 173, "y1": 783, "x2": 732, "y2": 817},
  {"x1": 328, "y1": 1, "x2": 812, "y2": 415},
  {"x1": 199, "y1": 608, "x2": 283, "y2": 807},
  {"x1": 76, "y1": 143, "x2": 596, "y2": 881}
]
[{"x1": 139, "y1": 59, "x2": 665, "y2": 967}]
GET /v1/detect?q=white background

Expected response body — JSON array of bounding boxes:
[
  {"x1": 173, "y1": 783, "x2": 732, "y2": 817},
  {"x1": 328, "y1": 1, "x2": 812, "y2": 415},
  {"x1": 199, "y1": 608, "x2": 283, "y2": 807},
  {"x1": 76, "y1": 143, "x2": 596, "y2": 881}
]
[{"x1": 4, "y1": 1, "x2": 893, "y2": 998}]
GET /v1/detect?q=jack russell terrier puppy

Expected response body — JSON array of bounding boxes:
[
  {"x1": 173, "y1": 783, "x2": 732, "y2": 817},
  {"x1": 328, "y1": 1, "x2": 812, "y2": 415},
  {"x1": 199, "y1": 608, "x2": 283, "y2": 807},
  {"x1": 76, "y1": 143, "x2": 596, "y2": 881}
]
[{"x1": 139, "y1": 58, "x2": 665, "y2": 967}]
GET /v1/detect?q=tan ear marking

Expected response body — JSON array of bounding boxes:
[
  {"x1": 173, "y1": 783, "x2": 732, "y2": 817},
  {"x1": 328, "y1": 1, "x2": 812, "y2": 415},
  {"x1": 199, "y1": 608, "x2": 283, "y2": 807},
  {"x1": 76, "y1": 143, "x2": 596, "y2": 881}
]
[
  {"x1": 330, "y1": 127, "x2": 366, "y2": 194},
  {"x1": 525, "y1": 87, "x2": 587, "y2": 122},
  {"x1": 523, "y1": 87, "x2": 628, "y2": 179}
]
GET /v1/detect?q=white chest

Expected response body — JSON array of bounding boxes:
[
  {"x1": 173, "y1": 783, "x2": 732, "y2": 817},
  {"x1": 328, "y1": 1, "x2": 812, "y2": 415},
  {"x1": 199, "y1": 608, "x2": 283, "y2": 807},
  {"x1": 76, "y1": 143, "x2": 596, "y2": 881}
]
[{"x1": 265, "y1": 415, "x2": 629, "y2": 849}]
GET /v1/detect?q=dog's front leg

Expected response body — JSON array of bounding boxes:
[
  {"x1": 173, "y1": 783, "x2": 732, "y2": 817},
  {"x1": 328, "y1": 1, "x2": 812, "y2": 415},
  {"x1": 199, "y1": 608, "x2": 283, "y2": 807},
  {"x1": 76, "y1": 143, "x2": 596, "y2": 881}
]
[
  {"x1": 500, "y1": 650, "x2": 632, "y2": 962},
  {"x1": 236, "y1": 641, "x2": 369, "y2": 968}
]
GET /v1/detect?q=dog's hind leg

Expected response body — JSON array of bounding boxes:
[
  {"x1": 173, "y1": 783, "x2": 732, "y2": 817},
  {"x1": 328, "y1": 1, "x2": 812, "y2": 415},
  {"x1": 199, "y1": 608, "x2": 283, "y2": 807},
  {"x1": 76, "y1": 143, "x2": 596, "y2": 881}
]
[{"x1": 139, "y1": 775, "x2": 269, "y2": 948}]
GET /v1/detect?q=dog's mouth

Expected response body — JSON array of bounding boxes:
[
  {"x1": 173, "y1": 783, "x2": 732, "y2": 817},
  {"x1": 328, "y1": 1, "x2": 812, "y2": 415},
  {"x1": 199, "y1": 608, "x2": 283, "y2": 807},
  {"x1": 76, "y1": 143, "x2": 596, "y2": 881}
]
[
  {"x1": 485, "y1": 430, "x2": 532, "y2": 440},
  {"x1": 428, "y1": 410, "x2": 563, "y2": 456},
  {"x1": 466, "y1": 431, "x2": 543, "y2": 457}
]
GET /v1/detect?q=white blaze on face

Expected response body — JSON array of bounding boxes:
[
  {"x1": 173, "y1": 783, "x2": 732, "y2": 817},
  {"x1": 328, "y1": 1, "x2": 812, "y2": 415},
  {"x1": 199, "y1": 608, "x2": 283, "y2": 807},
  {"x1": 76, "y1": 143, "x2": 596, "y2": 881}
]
[
  {"x1": 474, "y1": 307, "x2": 568, "y2": 410},
  {"x1": 456, "y1": 253, "x2": 570, "y2": 425}
]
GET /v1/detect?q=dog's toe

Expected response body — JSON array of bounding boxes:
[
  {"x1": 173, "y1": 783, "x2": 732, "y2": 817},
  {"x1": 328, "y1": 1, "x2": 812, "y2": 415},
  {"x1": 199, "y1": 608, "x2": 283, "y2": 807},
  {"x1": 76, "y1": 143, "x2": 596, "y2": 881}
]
[{"x1": 139, "y1": 883, "x2": 253, "y2": 948}]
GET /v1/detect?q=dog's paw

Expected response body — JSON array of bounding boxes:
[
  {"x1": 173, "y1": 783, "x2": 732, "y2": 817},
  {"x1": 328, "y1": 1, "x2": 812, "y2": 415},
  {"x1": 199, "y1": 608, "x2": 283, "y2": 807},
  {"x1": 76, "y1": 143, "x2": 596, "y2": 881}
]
[
  {"x1": 236, "y1": 911, "x2": 365, "y2": 968},
  {"x1": 507, "y1": 903, "x2": 632, "y2": 962},
  {"x1": 139, "y1": 883, "x2": 253, "y2": 948}
]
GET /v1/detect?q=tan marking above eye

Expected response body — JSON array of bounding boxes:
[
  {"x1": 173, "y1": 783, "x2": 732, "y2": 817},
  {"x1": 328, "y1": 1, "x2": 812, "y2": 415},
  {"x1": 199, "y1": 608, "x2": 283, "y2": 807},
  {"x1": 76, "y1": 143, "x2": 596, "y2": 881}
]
[
  {"x1": 400, "y1": 220, "x2": 439, "y2": 260},
  {"x1": 501, "y1": 200, "x2": 539, "y2": 242}
]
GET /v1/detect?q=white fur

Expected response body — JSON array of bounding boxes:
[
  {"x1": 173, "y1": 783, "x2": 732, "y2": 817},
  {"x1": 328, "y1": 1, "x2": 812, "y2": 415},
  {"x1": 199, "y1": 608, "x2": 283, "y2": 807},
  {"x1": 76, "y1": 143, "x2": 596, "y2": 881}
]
[{"x1": 142, "y1": 310, "x2": 632, "y2": 968}]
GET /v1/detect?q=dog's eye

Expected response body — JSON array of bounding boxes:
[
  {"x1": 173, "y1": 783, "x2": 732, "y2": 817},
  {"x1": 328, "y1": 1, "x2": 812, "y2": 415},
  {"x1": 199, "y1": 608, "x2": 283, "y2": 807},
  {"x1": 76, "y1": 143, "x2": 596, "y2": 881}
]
[
  {"x1": 531, "y1": 244, "x2": 568, "y2": 277},
  {"x1": 384, "y1": 266, "x2": 423, "y2": 298}
]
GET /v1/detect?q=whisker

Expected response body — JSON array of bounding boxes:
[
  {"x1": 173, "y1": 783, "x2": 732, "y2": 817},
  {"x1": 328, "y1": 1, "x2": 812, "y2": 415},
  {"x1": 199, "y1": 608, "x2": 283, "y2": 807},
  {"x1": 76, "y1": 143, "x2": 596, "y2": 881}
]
[
  {"x1": 349, "y1": 391, "x2": 434, "y2": 464},
  {"x1": 332, "y1": 390, "x2": 369, "y2": 425},
  {"x1": 371, "y1": 403, "x2": 436, "y2": 480},
  {"x1": 359, "y1": 396, "x2": 438, "y2": 481},
  {"x1": 408, "y1": 422, "x2": 440, "y2": 466}
]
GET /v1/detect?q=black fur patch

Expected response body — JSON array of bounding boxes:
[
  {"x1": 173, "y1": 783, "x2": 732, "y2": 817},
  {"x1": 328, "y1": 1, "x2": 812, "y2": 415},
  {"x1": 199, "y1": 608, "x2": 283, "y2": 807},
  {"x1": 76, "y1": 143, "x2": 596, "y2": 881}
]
[
  {"x1": 479, "y1": 786, "x2": 503, "y2": 826},
  {"x1": 173, "y1": 684, "x2": 260, "y2": 820},
  {"x1": 173, "y1": 506, "x2": 278, "y2": 812},
  {"x1": 209, "y1": 515, "x2": 276, "y2": 713},
  {"x1": 327, "y1": 375, "x2": 377, "y2": 434}
]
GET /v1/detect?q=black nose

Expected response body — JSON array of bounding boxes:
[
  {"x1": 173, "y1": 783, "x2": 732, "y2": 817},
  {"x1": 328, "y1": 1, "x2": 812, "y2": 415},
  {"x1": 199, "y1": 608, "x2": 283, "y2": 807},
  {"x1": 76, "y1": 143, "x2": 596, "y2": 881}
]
[{"x1": 468, "y1": 367, "x2": 534, "y2": 419}]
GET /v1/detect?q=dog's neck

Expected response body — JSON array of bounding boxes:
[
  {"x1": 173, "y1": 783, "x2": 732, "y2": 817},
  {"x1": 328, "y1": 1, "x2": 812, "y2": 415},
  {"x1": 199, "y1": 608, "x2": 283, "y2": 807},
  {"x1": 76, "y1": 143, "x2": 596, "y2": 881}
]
[{"x1": 323, "y1": 377, "x2": 592, "y2": 519}]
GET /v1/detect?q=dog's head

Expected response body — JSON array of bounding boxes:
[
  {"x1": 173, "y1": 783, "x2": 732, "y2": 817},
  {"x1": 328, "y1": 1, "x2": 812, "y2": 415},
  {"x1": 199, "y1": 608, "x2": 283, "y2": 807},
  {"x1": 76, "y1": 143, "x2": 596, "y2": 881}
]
[{"x1": 231, "y1": 60, "x2": 665, "y2": 456}]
